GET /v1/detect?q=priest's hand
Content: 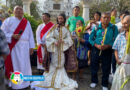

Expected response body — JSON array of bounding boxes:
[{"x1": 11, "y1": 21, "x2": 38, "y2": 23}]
[
  {"x1": 55, "y1": 41, "x2": 59, "y2": 46},
  {"x1": 30, "y1": 48, "x2": 34, "y2": 55},
  {"x1": 12, "y1": 34, "x2": 20, "y2": 40},
  {"x1": 55, "y1": 39, "x2": 64, "y2": 46},
  {"x1": 59, "y1": 39, "x2": 64, "y2": 44}
]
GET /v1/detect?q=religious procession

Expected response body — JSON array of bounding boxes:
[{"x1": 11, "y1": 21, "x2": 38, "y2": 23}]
[{"x1": 0, "y1": 0, "x2": 130, "y2": 90}]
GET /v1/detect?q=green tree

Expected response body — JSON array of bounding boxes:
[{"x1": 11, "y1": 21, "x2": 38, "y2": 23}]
[
  {"x1": 30, "y1": 1, "x2": 40, "y2": 20},
  {"x1": 89, "y1": 1, "x2": 112, "y2": 19},
  {"x1": 24, "y1": 13, "x2": 42, "y2": 41},
  {"x1": 8, "y1": 0, "x2": 23, "y2": 10},
  {"x1": 78, "y1": 0, "x2": 130, "y2": 20},
  {"x1": 8, "y1": 0, "x2": 40, "y2": 19},
  {"x1": 115, "y1": 0, "x2": 130, "y2": 13},
  {"x1": 0, "y1": 0, "x2": 9, "y2": 14}
]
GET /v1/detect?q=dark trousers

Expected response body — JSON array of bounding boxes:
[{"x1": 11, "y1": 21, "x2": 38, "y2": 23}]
[
  {"x1": 91, "y1": 47, "x2": 112, "y2": 87},
  {"x1": 0, "y1": 67, "x2": 5, "y2": 90},
  {"x1": 112, "y1": 53, "x2": 116, "y2": 74}
]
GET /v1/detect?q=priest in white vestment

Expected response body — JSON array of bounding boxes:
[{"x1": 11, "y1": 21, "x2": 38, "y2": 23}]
[
  {"x1": 36, "y1": 13, "x2": 54, "y2": 71},
  {"x1": 1, "y1": 6, "x2": 35, "y2": 89}
]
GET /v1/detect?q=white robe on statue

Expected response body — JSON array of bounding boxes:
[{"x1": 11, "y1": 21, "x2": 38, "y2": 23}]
[
  {"x1": 36, "y1": 23, "x2": 52, "y2": 70},
  {"x1": 31, "y1": 26, "x2": 78, "y2": 90},
  {"x1": 1, "y1": 16, "x2": 35, "y2": 89}
]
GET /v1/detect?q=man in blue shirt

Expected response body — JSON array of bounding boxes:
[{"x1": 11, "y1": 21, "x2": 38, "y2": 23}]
[{"x1": 89, "y1": 12, "x2": 118, "y2": 90}]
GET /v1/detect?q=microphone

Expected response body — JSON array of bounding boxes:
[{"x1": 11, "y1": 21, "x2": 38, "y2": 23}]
[{"x1": 18, "y1": 30, "x2": 23, "y2": 34}]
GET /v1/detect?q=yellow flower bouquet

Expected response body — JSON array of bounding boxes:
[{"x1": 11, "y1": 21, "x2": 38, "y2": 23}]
[{"x1": 75, "y1": 26, "x2": 85, "y2": 47}]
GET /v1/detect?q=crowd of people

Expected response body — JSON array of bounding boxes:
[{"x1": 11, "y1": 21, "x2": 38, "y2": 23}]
[{"x1": 0, "y1": 5, "x2": 130, "y2": 90}]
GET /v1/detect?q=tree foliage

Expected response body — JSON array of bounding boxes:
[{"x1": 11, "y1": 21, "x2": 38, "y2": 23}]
[
  {"x1": 30, "y1": 1, "x2": 40, "y2": 20},
  {"x1": 8, "y1": 0, "x2": 23, "y2": 9},
  {"x1": 78, "y1": 0, "x2": 130, "y2": 19},
  {"x1": 24, "y1": 13, "x2": 42, "y2": 40},
  {"x1": 89, "y1": 1, "x2": 112, "y2": 19},
  {"x1": 8, "y1": 0, "x2": 40, "y2": 19}
]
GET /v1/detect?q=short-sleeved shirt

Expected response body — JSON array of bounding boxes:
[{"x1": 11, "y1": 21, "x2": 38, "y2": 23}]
[
  {"x1": 67, "y1": 16, "x2": 85, "y2": 32},
  {"x1": 89, "y1": 23, "x2": 119, "y2": 46},
  {"x1": 112, "y1": 32, "x2": 126, "y2": 59}
]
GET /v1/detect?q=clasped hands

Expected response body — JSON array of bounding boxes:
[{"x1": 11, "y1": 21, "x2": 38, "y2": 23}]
[
  {"x1": 55, "y1": 39, "x2": 64, "y2": 46},
  {"x1": 94, "y1": 44, "x2": 111, "y2": 50}
]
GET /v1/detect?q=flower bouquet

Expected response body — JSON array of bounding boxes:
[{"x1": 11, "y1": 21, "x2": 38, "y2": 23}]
[{"x1": 75, "y1": 26, "x2": 85, "y2": 47}]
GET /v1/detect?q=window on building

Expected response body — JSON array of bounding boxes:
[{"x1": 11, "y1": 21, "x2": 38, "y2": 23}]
[{"x1": 53, "y1": 4, "x2": 60, "y2": 10}]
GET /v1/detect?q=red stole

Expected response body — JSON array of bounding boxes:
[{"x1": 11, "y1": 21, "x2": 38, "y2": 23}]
[
  {"x1": 37, "y1": 22, "x2": 54, "y2": 64},
  {"x1": 5, "y1": 18, "x2": 28, "y2": 79}
]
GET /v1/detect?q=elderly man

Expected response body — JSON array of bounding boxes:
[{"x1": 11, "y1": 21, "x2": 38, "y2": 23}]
[
  {"x1": 113, "y1": 15, "x2": 130, "y2": 66},
  {"x1": 111, "y1": 15, "x2": 130, "y2": 90},
  {"x1": 89, "y1": 12, "x2": 118, "y2": 90},
  {"x1": 1, "y1": 6, "x2": 35, "y2": 89}
]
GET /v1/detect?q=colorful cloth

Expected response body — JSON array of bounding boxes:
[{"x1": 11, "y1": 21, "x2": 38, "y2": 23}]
[
  {"x1": 77, "y1": 33, "x2": 90, "y2": 60},
  {"x1": 67, "y1": 16, "x2": 85, "y2": 32}
]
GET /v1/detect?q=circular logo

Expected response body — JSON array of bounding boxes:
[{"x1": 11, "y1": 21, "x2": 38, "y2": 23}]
[{"x1": 10, "y1": 71, "x2": 23, "y2": 85}]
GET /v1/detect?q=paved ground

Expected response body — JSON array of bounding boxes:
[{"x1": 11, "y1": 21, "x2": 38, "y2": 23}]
[
  {"x1": 5, "y1": 66, "x2": 111, "y2": 90},
  {"x1": 76, "y1": 67, "x2": 111, "y2": 90}
]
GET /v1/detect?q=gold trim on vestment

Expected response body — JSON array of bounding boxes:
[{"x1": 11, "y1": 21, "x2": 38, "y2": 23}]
[
  {"x1": 35, "y1": 85, "x2": 60, "y2": 89},
  {"x1": 47, "y1": 25, "x2": 56, "y2": 36},
  {"x1": 35, "y1": 26, "x2": 63, "y2": 89}
]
